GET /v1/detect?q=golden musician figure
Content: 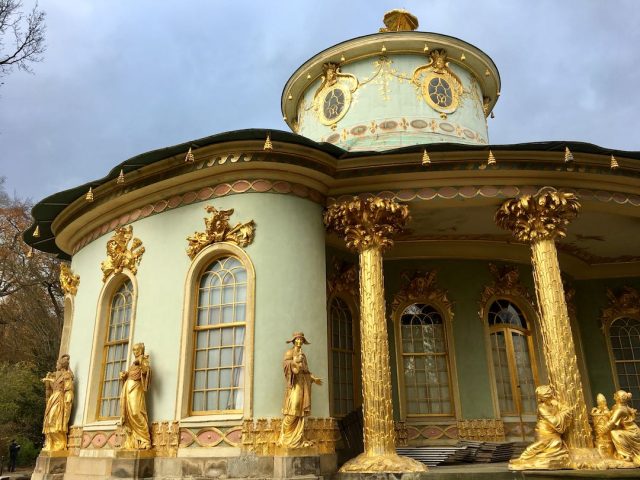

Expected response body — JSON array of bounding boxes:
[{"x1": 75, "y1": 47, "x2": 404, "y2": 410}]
[
  {"x1": 119, "y1": 343, "x2": 151, "y2": 450},
  {"x1": 592, "y1": 393, "x2": 615, "y2": 459},
  {"x1": 509, "y1": 385, "x2": 573, "y2": 470},
  {"x1": 42, "y1": 354, "x2": 74, "y2": 452},
  {"x1": 277, "y1": 332, "x2": 322, "y2": 449}
]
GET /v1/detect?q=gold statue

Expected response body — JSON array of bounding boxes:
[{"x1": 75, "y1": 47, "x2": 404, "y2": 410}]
[
  {"x1": 509, "y1": 385, "x2": 573, "y2": 471},
  {"x1": 606, "y1": 390, "x2": 640, "y2": 465},
  {"x1": 119, "y1": 343, "x2": 151, "y2": 450},
  {"x1": 42, "y1": 354, "x2": 74, "y2": 452},
  {"x1": 592, "y1": 393, "x2": 615, "y2": 459},
  {"x1": 277, "y1": 332, "x2": 323, "y2": 449}
]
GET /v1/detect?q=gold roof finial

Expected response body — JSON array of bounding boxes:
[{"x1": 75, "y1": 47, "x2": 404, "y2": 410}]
[
  {"x1": 564, "y1": 146, "x2": 574, "y2": 163},
  {"x1": 117, "y1": 169, "x2": 125, "y2": 184},
  {"x1": 422, "y1": 149, "x2": 431, "y2": 166},
  {"x1": 85, "y1": 187, "x2": 94, "y2": 202},
  {"x1": 184, "y1": 147, "x2": 195, "y2": 163},
  {"x1": 610, "y1": 154, "x2": 619, "y2": 170},
  {"x1": 264, "y1": 134, "x2": 273, "y2": 151},
  {"x1": 380, "y1": 9, "x2": 419, "y2": 32},
  {"x1": 33, "y1": 225, "x2": 40, "y2": 238},
  {"x1": 487, "y1": 150, "x2": 497, "y2": 166}
]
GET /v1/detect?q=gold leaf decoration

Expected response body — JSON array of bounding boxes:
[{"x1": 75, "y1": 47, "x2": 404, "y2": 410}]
[
  {"x1": 323, "y1": 197, "x2": 409, "y2": 253},
  {"x1": 495, "y1": 188, "x2": 580, "y2": 243}
]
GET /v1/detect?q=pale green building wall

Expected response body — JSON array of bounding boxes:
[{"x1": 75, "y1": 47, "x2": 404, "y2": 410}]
[
  {"x1": 298, "y1": 54, "x2": 488, "y2": 151},
  {"x1": 68, "y1": 192, "x2": 329, "y2": 426},
  {"x1": 574, "y1": 277, "x2": 640, "y2": 401}
]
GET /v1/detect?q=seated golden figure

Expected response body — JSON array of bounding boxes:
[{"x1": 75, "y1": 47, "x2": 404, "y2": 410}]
[
  {"x1": 277, "y1": 332, "x2": 322, "y2": 449},
  {"x1": 509, "y1": 385, "x2": 573, "y2": 471},
  {"x1": 606, "y1": 390, "x2": 640, "y2": 465},
  {"x1": 42, "y1": 354, "x2": 74, "y2": 452},
  {"x1": 592, "y1": 393, "x2": 615, "y2": 459},
  {"x1": 119, "y1": 343, "x2": 152, "y2": 450}
]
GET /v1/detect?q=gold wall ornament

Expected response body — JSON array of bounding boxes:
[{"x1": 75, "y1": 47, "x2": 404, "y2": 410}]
[
  {"x1": 151, "y1": 421, "x2": 179, "y2": 457},
  {"x1": 277, "y1": 332, "x2": 323, "y2": 449},
  {"x1": 42, "y1": 354, "x2": 74, "y2": 452},
  {"x1": 313, "y1": 62, "x2": 358, "y2": 125},
  {"x1": 478, "y1": 263, "x2": 535, "y2": 318},
  {"x1": 60, "y1": 263, "x2": 80, "y2": 296},
  {"x1": 509, "y1": 385, "x2": 573, "y2": 471},
  {"x1": 601, "y1": 287, "x2": 640, "y2": 328},
  {"x1": 496, "y1": 188, "x2": 593, "y2": 451},
  {"x1": 242, "y1": 418, "x2": 338, "y2": 456},
  {"x1": 186, "y1": 205, "x2": 256, "y2": 259},
  {"x1": 324, "y1": 197, "x2": 425, "y2": 473},
  {"x1": 391, "y1": 270, "x2": 453, "y2": 318},
  {"x1": 457, "y1": 419, "x2": 505, "y2": 442},
  {"x1": 412, "y1": 49, "x2": 463, "y2": 115},
  {"x1": 118, "y1": 342, "x2": 152, "y2": 450},
  {"x1": 327, "y1": 258, "x2": 359, "y2": 299},
  {"x1": 100, "y1": 225, "x2": 145, "y2": 282}
]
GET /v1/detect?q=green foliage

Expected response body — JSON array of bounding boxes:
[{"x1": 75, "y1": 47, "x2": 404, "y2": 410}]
[{"x1": 0, "y1": 362, "x2": 45, "y2": 459}]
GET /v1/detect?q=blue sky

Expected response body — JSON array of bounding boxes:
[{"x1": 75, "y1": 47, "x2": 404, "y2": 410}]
[{"x1": 1, "y1": 0, "x2": 639, "y2": 201}]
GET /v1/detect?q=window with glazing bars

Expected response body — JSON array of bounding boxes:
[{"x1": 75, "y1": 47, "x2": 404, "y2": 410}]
[
  {"x1": 329, "y1": 296, "x2": 357, "y2": 416},
  {"x1": 610, "y1": 317, "x2": 640, "y2": 410},
  {"x1": 191, "y1": 256, "x2": 246, "y2": 414},
  {"x1": 400, "y1": 303, "x2": 453, "y2": 415},
  {"x1": 488, "y1": 299, "x2": 537, "y2": 416},
  {"x1": 99, "y1": 280, "x2": 133, "y2": 418}
]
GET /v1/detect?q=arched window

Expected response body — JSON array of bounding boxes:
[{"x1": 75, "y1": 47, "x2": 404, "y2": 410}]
[
  {"x1": 191, "y1": 256, "x2": 247, "y2": 414},
  {"x1": 399, "y1": 303, "x2": 453, "y2": 415},
  {"x1": 609, "y1": 317, "x2": 640, "y2": 409},
  {"x1": 328, "y1": 296, "x2": 359, "y2": 416},
  {"x1": 487, "y1": 299, "x2": 538, "y2": 416},
  {"x1": 98, "y1": 280, "x2": 133, "y2": 418}
]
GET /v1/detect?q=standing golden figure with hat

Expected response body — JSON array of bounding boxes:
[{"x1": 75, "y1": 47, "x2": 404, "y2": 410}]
[{"x1": 277, "y1": 332, "x2": 323, "y2": 448}]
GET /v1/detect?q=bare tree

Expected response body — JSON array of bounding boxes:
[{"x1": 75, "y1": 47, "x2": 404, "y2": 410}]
[{"x1": 0, "y1": 0, "x2": 46, "y2": 77}]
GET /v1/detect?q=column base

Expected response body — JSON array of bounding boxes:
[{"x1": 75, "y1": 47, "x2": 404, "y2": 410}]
[
  {"x1": 31, "y1": 453, "x2": 68, "y2": 480},
  {"x1": 339, "y1": 452, "x2": 427, "y2": 473}
]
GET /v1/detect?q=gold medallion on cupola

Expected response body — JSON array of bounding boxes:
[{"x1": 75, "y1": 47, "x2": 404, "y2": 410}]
[
  {"x1": 413, "y1": 49, "x2": 463, "y2": 116},
  {"x1": 313, "y1": 62, "x2": 358, "y2": 126}
]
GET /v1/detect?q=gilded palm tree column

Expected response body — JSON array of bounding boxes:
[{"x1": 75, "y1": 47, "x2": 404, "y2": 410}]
[
  {"x1": 495, "y1": 188, "x2": 593, "y2": 450},
  {"x1": 324, "y1": 197, "x2": 426, "y2": 473}
]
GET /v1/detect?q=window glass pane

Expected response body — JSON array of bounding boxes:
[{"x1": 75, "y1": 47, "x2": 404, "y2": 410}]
[
  {"x1": 191, "y1": 257, "x2": 247, "y2": 413},
  {"x1": 400, "y1": 303, "x2": 452, "y2": 415},
  {"x1": 99, "y1": 280, "x2": 132, "y2": 418},
  {"x1": 611, "y1": 317, "x2": 640, "y2": 410},
  {"x1": 329, "y1": 296, "x2": 357, "y2": 417}
]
